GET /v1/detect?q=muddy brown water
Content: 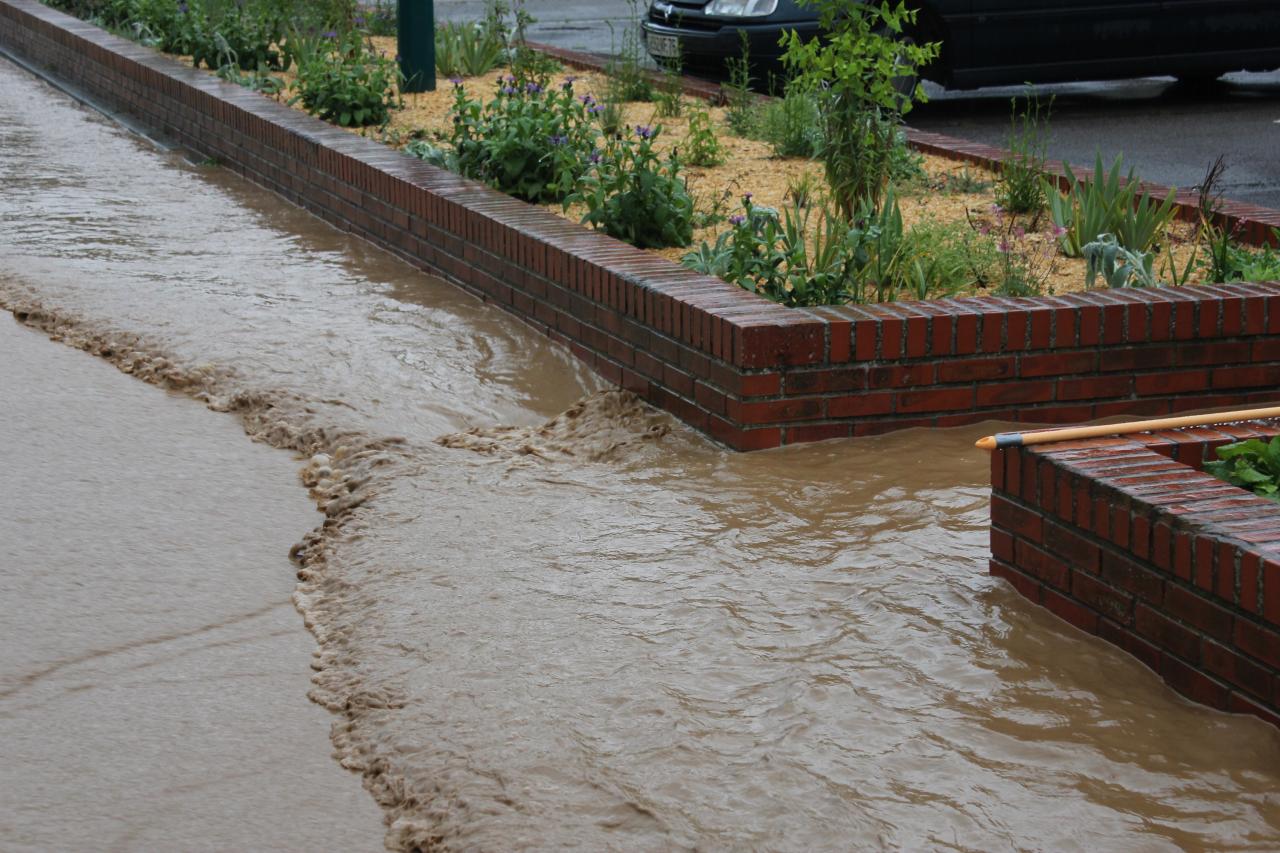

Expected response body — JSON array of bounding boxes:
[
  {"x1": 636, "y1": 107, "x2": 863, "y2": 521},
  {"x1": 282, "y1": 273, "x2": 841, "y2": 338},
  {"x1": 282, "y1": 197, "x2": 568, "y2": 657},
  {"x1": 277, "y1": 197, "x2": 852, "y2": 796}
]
[{"x1": 2, "y1": 56, "x2": 1279, "y2": 851}]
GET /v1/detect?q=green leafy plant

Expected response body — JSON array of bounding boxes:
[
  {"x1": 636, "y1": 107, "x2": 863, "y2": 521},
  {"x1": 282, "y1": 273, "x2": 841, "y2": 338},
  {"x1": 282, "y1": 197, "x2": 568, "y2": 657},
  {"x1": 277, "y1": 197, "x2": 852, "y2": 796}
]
[
  {"x1": 759, "y1": 83, "x2": 822, "y2": 158},
  {"x1": 435, "y1": 20, "x2": 506, "y2": 78},
  {"x1": 655, "y1": 59, "x2": 684, "y2": 118},
  {"x1": 1083, "y1": 233, "x2": 1157, "y2": 289},
  {"x1": 448, "y1": 74, "x2": 598, "y2": 203},
  {"x1": 290, "y1": 30, "x2": 402, "y2": 127},
  {"x1": 566, "y1": 125, "x2": 694, "y2": 248},
  {"x1": 605, "y1": 2, "x2": 655, "y2": 102},
  {"x1": 942, "y1": 167, "x2": 992, "y2": 195},
  {"x1": 214, "y1": 33, "x2": 286, "y2": 94},
  {"x1": 1205, "y1": 437, "x2": 1280, "y2": 503},
  {"x1": 358, "y1": 0, "x2": 397, "y2": 36},
  {"x1": 785, "y1": 170, "x2": 820, "y2": 208},
  {"x1": 1048, "y1": 153, "x2": 1177, "y2": 257},
  {"x1": 899, "y1": 219, "x2": 994, "y2": 299},
  {"x1": 780, "y1": 0, "x2": 940, "y2": 216},
  {"x1": 682, "y1": 196, "x2": 879, "y2": 306},
  {"x1": 684, "y1": 109, "x2": 725, "y2": 167},
  {"x1": 996, "y1": 90, "x2": 1052, "y2": 215},
  {"x1": 723, "y1": 30, "x2": 759, "y2": 137},
  {"x1": 188, "y1": 0, "x2": 290, "y2": 71}
]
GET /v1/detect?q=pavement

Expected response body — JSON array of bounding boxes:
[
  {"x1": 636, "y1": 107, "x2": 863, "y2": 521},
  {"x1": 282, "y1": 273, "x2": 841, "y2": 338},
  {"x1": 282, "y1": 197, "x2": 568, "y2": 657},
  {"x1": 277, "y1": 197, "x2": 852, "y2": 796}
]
[{"x1": 436, "y1": 1, "x2": 1280, "y2": 211}]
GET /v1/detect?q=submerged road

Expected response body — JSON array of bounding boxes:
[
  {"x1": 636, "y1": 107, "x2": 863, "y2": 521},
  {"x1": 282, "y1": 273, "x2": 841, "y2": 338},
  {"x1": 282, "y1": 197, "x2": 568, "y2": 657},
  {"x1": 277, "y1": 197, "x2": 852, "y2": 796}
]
[{"x1": 4, "y1": 39, "x2": 1280, "y2": 852}]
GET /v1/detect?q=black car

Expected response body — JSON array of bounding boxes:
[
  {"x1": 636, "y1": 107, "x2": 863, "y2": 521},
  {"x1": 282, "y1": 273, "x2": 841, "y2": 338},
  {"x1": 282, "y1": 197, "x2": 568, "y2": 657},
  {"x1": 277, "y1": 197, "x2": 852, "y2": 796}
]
[{"x1": 642, "y1": 0, "x2": 1280, "y2": 89}]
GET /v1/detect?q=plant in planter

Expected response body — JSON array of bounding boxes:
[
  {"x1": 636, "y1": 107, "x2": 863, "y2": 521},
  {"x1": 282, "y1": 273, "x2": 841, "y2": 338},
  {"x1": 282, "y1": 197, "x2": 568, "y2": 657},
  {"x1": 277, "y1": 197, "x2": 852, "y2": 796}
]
[
  {"x1": 1048, "y1": 153, "x2": 1177, "y2": 257},
  {"x1": 1205, "y1": 437, "x2": 1280, "y2": 503},
  {"x1": 448, "y1": 74, "x2": 597, "y2": 203},
  {"x1": 290, "y1": 30, "x2": 402, "y2": 127},
  {"x1": 566, "y1": 125, "x2": 694, "y2": 249},
  {"x1": 779, "y1": 0, "x2": 939, "y2": 217}
]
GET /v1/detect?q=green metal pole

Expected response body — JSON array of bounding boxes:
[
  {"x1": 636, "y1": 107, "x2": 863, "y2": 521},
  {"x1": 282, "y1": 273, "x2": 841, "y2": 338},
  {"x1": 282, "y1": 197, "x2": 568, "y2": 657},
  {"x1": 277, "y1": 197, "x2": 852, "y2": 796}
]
[{"x1": 397, "y1": 0, "x2": 436, "y2": 93}]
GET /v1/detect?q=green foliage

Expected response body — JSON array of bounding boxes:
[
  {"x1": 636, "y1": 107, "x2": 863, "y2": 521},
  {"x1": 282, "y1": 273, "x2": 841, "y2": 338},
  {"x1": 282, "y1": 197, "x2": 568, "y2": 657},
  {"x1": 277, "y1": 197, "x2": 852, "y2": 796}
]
[
  {"x1": 1204, "y1": 437, "x2": 1280, "y2": 503},
  {"x1": 183, "y1": 0, "x2": 291, "y2": 71},
  {"x1": 785, "y1": 170, "x2": 820, "y2": 208},
  {"x1": 448, "y1": 74, "x2": 597, "y2": 203},
  {"x1": 358, "y1": 0, "x2": 397, "y2": 36},
  {"x1": 290, "y1": 30, "x2": 402, "y2": 127},
  {"x1": 780, "y1": 0, "x2": 940, "y2": 216},
  {"x1": 435, "y1": 20, "x2": 506, "y2": 78},
  {"x1": 997, "y1": 91, "x2": 1052, "y2": 214},
  {"x1": 682, "y1": 197, "x2": 880, "y2": 306},
  {"x1": 1199, "y1": 227, "x2": 1280, "y2": 283},
  {"x1": 1048, "y1": 153, "x2": 1177, "y2": 257},
  {"x1": 404, "y1": 138, "x2": 458, "y2": 170},
  {"x1": 605, "y1": 3, "x2": 655, "y2": 102},
  {"x1": 759, "y1": 84, "x2": 822, "y2": 158},
  {"x1": 655, "y1": 62, "x2": 684, "y2": 118},
  {"x1": 1083, "y1": 233, "x2": 1157, "y2": 289},
  {"x1": 684, "y1": 109, "x2": 725, "y2": 167},
  {"x1": 941, "y1": 167, "x2": 992, "y2": 195},
  {"x1": 683, "y1": 188, "x2": 990, "y2": 305},
  {"x1": 214, "y1": 32, "x2": 286, "y2": 93},
  {"x1": 566, "y1": 125, "x2": 694, "y2": 249},
  {"x1": 723, "y1": 31, "x2": 758, "y2": 137}
]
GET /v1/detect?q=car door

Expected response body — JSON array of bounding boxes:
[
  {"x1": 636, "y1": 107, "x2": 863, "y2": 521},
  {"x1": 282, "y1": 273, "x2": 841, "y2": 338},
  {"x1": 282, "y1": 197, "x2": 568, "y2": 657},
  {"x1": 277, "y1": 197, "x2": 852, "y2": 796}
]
[
  {"x1": 961, "y1": 0, "x2": 1165, "y2": 87},
  {"x1": 1158, "y1": 0, "x2": 1280, "y2": 74}
]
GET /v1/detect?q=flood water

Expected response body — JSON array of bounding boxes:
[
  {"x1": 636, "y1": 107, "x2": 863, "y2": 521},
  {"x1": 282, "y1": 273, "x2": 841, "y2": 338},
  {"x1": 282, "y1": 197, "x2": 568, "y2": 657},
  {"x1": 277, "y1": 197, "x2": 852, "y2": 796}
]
[{"x1": 2, "y1": 55, "x2": 1279, "y2": 851}]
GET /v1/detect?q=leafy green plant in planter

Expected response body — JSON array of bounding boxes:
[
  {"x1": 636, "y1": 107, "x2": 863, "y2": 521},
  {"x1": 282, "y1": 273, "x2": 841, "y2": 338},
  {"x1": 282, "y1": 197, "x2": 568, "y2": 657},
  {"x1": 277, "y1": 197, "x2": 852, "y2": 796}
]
[
  {"x1": 996, "y1": 90, "x2": 1052, "y2": 215},
  {"x1": 759, "y1": 82, "x2": 822, "y2": 158},
  {"x1": 566, "y1": 125, "x2": 694, "y2": 249},
  {"x1": 684, "y1": 109, "x2": 725, "y2": 168},
  {"x1": 435, "y1": 19, "x2": 506, "y2": 78},
  {"x1": 1082, "y1": 233, "x2": 1157, "y2": 289},
  {"x1": 187, "y1": 0, "x2": 290, "y2": 71},
  {"x1": 779, "y1": 0, "x2": 940, "y2": 216},
  {"x1": 1048, "y1": 153, "x2": 1177, "y2": 257},
  {"x1": 683, "y1": 196, "x2": 878, "y2": 306},
  {"x1": 448, "y1": 75, "x2": 597, "y2": 203},
  {"x1": 1205, "y1": 437, "x2": 1280, "y2": 503},
  {"x1": 290, "y1": 30, "x2": 403, "y2": 127}
]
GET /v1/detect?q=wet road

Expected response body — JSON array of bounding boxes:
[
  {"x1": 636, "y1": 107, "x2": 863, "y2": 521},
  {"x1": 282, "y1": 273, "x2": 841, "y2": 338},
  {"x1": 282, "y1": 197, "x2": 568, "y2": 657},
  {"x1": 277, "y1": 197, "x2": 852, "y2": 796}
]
[{"x1": 3, "y1": 50, "x2": 1280, "y2": 852}]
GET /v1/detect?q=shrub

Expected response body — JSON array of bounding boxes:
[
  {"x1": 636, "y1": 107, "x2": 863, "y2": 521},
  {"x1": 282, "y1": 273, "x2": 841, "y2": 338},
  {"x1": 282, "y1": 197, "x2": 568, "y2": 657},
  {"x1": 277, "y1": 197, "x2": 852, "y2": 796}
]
[
  {"x1": 566, "y1": 125, "x2": 694, "y2": 249},
  {"x1": 780, "y1": 0, "x2": 940, "y2": 216},
  {"x1": 290, "y1": 30, "x2": 402, "y2": 127},
  {"x1": 1083, "y1": 233, "x2": 1157, "y2": 289},
  {"x1": 449, "y1": 75, "x2": 597, "y2": 203},
  {"x1": 435, "y1": 20, "x2": 506, "y2": 78},
  {"x1": 684, "y1": 109, "x2": 725, "y2": 167},
  {"x1": 1048, "y1": 153, "x2": 1177, "y2": 257},
  {"x1": 996, "y1": 91, "x2": 1052, "y2": 215},
  {"x1": 759, "y1": 84, "x2": 822, "y2": 159}
]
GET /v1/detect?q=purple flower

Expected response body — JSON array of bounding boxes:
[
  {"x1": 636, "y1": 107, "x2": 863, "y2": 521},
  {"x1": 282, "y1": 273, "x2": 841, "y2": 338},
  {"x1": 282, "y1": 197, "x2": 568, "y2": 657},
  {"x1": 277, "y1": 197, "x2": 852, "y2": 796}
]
[
  {"x1": 998, "y1": 240, "x2": 1012, "y2": 254},
  {"x1": 548, "y1": 134, "x2": 568, "y2": 146},
  {"x1": 177, "y1": 0, "x2": 187, "y2": 12},
  {"x1": 449, "y1": 76, "x2": 463, "y2": 86},
  {"x1": 579, "y1": 93, "x2": 595, "y2": 105},
  {"x1": 634, "y1": 125, "x2": 654, "y2": 139},
  {"x1": 526, "y1": 82, "x2": 542, "y2": 94},
  {"x1": 1013, "y1": 225, "x2": 1026, "y2": 239},
  {"x1": 588, "y1": 149, "x2": 601, "y2": 164},
  {"x1": 502, "y1": 86, "x2": 516, "y2": 95},
  {"x1": 729, "y1": 214, "x2": 746, "y2": 226},
  {"x1": 978, "y1": 224, "x2": 991, "y2": 236},
  {"x1": 1052, "y1": 225, "x2": 1068, "y2": 237},
  {"x1": 561, "y1": 76, "x2": 577, "y2": 90},
  {"x1": 354, "y1": 14, "x2": 365, "y2": 25},
  {"x1": 588, "y1": 104, "x2": 604, "y2": 114},
  {"x1": 505, "y1": 75, "x2": 515, "y2": 84},
  {"x1": 743, "y1": 192, "x2": 753, "y2": 201},
  {"x1": 322, "y1": 29, "x2": 337, "y2": 38}
]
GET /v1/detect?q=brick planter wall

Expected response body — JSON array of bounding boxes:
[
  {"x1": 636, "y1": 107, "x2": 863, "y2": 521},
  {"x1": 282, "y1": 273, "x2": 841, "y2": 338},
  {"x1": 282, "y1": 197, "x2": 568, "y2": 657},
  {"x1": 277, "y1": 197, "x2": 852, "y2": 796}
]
[
  {"x1": 3, "y1": 0, "x2": 1278, "y2": 450},
  {"x1": 989, "y1": 420, "x2": 1280, "y2": 728}
]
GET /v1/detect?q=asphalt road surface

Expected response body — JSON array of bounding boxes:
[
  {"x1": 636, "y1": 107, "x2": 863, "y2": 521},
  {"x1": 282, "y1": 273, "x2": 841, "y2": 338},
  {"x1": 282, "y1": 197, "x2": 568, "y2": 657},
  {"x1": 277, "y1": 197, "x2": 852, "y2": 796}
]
[{"x1": 438, "y1": 1, "x2": 1280, "y2": 212}]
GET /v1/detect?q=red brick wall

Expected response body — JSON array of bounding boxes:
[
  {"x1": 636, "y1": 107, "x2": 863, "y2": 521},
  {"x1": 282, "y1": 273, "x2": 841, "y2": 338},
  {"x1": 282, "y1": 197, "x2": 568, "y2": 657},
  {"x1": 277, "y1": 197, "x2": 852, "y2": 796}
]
[
  {"x1": 4, "y1": 0, "x2": 1277, "y2": 450},
  {"x1": 989, "y1": 421, "x2": 1280, "y2": 727}
]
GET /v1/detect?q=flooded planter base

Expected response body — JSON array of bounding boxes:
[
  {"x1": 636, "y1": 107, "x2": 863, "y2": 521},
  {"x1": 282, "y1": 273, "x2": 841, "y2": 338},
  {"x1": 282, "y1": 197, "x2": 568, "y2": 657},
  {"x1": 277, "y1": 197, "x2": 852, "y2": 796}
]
[
  {"x1": 989, "y1": 420, "x2": 1280, "y2": 727},
  {"x1": 3, "y1": 0, "x2": 1278, "y2": 450}
]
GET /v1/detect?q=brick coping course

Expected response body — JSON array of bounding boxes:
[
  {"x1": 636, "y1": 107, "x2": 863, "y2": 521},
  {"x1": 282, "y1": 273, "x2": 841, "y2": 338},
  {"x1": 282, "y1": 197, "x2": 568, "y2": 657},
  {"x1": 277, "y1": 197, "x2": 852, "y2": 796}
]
[
  {"x1": 2, "y1": 0, "x2": 1277, "y2": 450},
  {"x1": 990, "y1": 419, "x2": 1280, "y2": 728}
]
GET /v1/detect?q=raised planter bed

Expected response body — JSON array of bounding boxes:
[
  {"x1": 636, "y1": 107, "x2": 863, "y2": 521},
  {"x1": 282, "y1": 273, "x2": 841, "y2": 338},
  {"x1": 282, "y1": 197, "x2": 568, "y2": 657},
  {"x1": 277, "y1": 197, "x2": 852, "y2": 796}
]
[
  {"x1": 3, "y1": 0, "x2": 1278, "y2": 450},
  {"x1": 988, "y1": 419, "x2": 1280, "y2": 727}
]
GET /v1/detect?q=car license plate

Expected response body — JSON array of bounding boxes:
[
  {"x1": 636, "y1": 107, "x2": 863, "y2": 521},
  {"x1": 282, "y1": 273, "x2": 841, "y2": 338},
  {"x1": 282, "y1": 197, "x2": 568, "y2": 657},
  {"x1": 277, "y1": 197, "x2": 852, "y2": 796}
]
[{"x1": 647, "y1": 33, "x2": 680, "y2": 59}]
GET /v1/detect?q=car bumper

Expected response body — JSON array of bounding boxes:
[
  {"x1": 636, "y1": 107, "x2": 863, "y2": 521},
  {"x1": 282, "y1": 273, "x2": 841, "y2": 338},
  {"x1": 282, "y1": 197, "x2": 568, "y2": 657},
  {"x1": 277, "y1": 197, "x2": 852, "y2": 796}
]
[{"x1": 640, "y1": 19, "x2": 820, "y2": 68}]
